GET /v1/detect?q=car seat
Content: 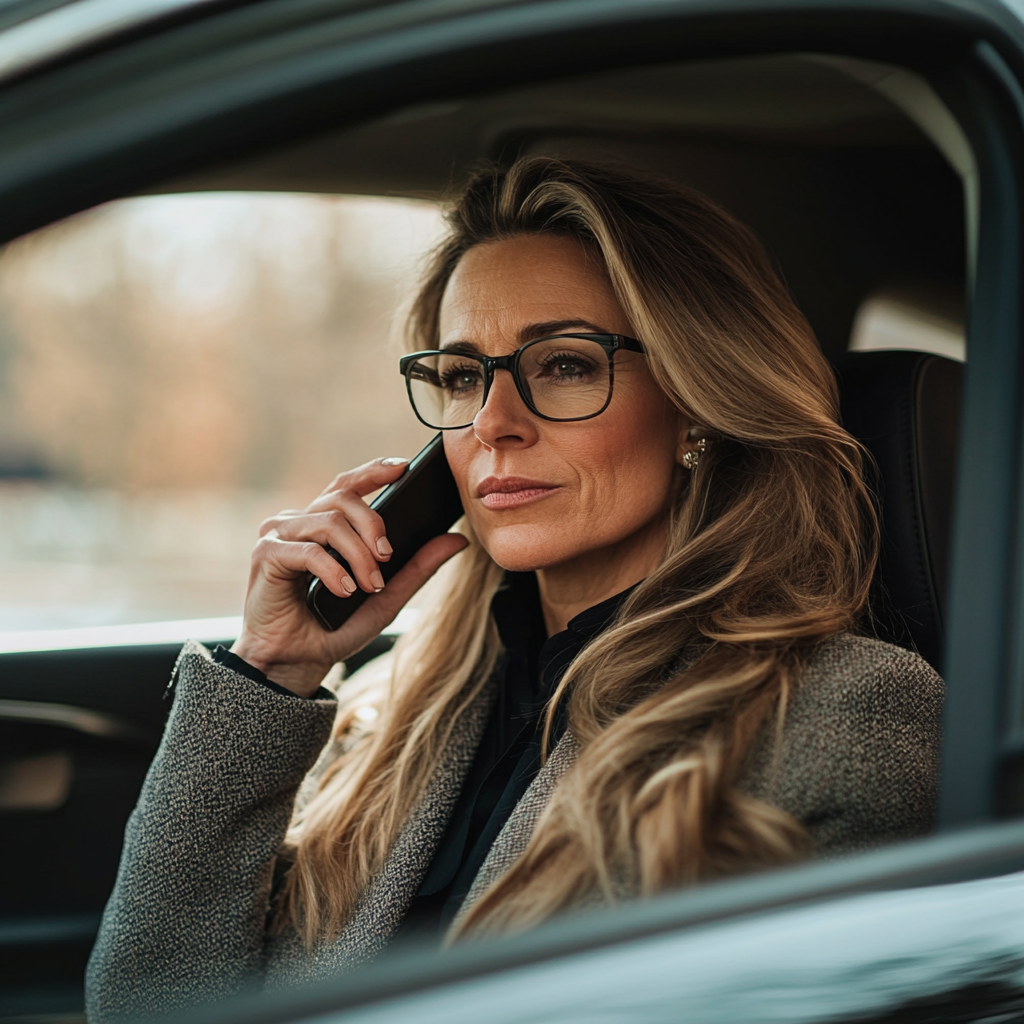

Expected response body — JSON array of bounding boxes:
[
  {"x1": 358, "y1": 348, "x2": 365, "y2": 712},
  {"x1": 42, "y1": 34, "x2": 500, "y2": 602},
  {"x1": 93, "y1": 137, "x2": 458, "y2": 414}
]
[{"x1": 835, "y1": 349, "x2": 963, "y2": 674}]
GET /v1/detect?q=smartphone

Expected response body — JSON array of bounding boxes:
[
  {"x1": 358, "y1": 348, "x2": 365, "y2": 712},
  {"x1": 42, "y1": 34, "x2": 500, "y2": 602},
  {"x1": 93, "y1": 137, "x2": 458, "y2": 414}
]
[{"x1": 305, "y1": 434, "x2": 464, "y2": 631}]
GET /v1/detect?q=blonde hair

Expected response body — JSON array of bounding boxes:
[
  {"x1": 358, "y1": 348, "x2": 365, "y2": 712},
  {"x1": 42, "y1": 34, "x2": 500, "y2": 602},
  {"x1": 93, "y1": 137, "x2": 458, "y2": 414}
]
[{"x1": 277, "y1": 157, "x2": 877, "y2": 945}]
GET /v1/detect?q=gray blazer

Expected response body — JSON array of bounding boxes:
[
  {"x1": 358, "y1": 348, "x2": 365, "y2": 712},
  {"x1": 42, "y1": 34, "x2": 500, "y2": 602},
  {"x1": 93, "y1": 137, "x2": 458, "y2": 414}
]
[{"x1": 85, "y1": 633, "x2": 943, "y2": 1022}]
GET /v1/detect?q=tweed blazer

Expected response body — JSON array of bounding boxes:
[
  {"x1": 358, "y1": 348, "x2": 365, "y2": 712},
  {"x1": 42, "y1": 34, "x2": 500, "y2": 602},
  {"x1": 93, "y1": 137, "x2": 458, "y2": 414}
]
[{"x1": 86, "y1": 632, "x2": 943, "y2": 1023}]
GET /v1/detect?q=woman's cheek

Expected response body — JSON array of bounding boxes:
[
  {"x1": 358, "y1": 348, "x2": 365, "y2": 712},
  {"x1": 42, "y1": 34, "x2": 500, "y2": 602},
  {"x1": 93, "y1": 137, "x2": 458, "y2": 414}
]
[
  {"x1": 462, "y1": 501, "x2": 492, "y2": 546},
  {"x1": 442, "y1": 437, "x2": 474, "y2": 511}
]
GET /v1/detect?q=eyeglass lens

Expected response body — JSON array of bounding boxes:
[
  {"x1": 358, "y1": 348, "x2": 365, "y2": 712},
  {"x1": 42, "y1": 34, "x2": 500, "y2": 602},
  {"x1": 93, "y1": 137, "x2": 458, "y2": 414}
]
[{"x1": 406, "y1": 337, "x2": 614, "y2": 428}]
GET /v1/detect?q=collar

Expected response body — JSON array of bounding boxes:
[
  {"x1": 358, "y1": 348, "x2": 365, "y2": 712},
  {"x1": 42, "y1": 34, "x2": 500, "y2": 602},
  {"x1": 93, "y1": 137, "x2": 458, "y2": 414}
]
[
  {"x1": 491, "y1": 572, "x2": 638, "y2": 646},
  {"x1": 491, "y1": 572, "x2": 640, "y2": 701},
  {"x1": 563, "y1": 585, "x2": 638, "y2": 641},
  {"x1": 491, "y1": 571, "x2": 547, "y2": 654}
]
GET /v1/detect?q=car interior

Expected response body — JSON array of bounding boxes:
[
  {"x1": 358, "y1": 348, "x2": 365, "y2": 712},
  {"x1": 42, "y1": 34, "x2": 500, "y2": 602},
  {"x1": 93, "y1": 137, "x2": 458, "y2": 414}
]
[
  {"x1": 0, "y1": 22, "x2": 990, "y2": 1021},
  {"x1": 162, "y1": 52, "x2": 965, "y2": 670}
]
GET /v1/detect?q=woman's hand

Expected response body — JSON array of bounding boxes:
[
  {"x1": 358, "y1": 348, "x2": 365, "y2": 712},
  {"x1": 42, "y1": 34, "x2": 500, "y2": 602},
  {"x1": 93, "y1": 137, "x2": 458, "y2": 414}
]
[{"x1": 229, "y1": 457, "x2": 468, "y2": 697}]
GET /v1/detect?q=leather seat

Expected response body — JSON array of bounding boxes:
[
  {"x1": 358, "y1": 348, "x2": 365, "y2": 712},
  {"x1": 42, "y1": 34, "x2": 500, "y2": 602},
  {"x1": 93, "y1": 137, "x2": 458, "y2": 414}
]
[{"x1": 835, "y1": 350, "x2": 963, "y2": 674}]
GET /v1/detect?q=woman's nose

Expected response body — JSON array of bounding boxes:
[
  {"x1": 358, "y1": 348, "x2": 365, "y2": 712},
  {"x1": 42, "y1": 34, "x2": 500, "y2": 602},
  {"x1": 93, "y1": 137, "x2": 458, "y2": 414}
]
[{"x1": 473, "y1": 369, "x2": 539, "y2": 449}]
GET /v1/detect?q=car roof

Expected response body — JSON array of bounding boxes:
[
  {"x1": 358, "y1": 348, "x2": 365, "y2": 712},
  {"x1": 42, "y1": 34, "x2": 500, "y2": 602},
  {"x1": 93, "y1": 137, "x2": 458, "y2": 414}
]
[{"x1": 0, "y1": 0, "x2": 219, "y2": 82}]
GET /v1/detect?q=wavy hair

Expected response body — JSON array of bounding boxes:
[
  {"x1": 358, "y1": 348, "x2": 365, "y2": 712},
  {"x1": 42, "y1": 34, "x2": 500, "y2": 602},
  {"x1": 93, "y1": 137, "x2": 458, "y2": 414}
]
[{"x1": 277, "y1": 157, "x2": 877, "y2": 946}]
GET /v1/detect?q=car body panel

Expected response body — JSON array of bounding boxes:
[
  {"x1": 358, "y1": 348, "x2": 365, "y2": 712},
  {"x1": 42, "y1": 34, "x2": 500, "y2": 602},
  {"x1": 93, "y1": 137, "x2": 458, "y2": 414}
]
[
  {"x1": 0, "y1": 0, "x2": 219, "y2": 82},
  {"x1": 177, "y1": 820, "x2": 1024, "y2": 1024},
  {"x1": 282, "y1": 873, "x2": 1024, "y2": 1024}
]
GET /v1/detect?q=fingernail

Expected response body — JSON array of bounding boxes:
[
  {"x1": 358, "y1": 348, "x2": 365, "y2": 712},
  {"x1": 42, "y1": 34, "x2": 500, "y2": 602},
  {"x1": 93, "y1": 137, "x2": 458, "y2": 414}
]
[
  {"x1": 341, "y1": 576, "x2": 357, "y2": 594},
  {"x1": 370, "y1": 570, "x2": 385, "y2": 591},
  {"x1": 377, "y1": 537, "x2": 393, "y2": 557},
  {"x1": 381, "y1": 457, "x2": 408, "y2": 467}
]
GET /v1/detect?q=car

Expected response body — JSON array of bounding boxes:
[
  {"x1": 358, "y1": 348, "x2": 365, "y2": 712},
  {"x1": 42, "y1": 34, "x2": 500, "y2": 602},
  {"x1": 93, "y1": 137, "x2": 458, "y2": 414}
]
[{"x1": 2, "y1": 0, "x2": 1024, "y2": 1020}]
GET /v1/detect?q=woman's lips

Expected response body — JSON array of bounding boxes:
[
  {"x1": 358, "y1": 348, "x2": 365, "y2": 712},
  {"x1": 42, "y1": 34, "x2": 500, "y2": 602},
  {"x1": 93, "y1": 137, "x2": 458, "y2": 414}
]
[{"x1": 477, "y1": 476, "x2": 560, "y2": 510}]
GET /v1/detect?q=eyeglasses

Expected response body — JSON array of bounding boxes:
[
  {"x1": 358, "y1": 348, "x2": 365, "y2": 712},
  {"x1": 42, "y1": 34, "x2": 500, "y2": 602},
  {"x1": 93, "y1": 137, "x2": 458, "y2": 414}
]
[{"x1": 399, "y1": 333, "x2": 646, "y2": 430}]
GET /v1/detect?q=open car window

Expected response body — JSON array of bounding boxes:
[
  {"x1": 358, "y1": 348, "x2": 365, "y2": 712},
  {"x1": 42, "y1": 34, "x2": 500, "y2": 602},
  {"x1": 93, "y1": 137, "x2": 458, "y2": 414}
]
[{"x1": 0, "y1": 192, "x2": 440, "y2": 646}]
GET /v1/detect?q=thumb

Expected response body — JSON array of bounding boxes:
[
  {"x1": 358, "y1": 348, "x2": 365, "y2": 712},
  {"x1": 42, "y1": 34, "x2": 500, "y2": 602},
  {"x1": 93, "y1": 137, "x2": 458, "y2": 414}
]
[{"x1": 386, "y1": 532, "x2": 471, "y2": 604}]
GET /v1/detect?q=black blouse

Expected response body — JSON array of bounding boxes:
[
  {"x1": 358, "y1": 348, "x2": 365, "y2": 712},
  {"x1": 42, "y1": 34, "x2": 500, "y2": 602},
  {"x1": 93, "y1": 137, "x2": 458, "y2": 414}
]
[{"x1": 396, "y1": 571, "x2": 635, "y2": 941}]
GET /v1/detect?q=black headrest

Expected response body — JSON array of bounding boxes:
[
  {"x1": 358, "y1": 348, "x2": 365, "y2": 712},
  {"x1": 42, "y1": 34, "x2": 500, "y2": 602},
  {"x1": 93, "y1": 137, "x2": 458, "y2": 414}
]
[{"x1": 835, "y1": 350, "x2": 963, "y2": 673}]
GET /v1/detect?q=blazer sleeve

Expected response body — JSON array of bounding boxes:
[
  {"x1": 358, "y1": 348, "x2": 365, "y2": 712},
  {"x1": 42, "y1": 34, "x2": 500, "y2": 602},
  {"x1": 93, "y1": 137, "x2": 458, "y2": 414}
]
[
  {"x1": 743, "y1": 634, "x2": 945, "y2": 855},
  {"x1": 85, "y1": 640, "x2": 337, "y2": 1023}
]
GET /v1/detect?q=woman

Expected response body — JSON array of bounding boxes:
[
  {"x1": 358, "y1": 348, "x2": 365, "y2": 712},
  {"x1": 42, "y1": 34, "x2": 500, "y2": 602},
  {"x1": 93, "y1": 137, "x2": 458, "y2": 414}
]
[{"x1": 86, "y1": 157, "x2": 943, "y2": 1021}]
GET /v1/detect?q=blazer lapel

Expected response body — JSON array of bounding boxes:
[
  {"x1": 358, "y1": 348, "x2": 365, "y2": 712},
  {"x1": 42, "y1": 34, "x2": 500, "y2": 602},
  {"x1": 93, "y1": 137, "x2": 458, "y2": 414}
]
[
  {"x1": 315, "y1": 675, "x2": 497, "y2": 971},
  {"x1": 451, "y1": 730, "x2": 581, "y2": 929}
]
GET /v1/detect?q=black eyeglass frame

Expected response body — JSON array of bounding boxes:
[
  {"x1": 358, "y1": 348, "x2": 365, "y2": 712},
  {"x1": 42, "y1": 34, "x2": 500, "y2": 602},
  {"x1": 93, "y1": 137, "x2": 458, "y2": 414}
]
[{"x1": 398, "y1": 333, "x2": 646, "y2": 430}]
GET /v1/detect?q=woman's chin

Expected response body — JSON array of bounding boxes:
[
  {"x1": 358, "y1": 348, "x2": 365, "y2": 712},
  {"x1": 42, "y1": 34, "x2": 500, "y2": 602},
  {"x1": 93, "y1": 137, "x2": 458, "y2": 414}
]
[{"x1": 478, "y1": 526, "x2": 576, "y2": 573}]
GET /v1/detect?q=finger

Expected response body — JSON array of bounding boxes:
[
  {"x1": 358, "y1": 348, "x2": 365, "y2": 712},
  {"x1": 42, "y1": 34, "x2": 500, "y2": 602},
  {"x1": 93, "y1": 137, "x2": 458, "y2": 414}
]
[
  {"x1": 255, "y1": 535, "x2": 358, "y2": 598},
  {"x1": 387, "y1": 532, "x2": 470, "y2": 606},
  {"x1": 318, "y1": 456, "x2": 409, "y2": 501},
  {"x1": 339, "y1": 533, "x2": 470, "y2": 640},
  {"x1": 314, "y1": 492, "x2": 392, "y2": 562},
  {"x1": 258, "y1": 509, "x2": 305, "y2": 535},
  {"x1": 271, "y1": 510, "x2": 383, "y2": 593},
  {"x1": 259, "y1": 512, "x2": 302, "y2": 538}
]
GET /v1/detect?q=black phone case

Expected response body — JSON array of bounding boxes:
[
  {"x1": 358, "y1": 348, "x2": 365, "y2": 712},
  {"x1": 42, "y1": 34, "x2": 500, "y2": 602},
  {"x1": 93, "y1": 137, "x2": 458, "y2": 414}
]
[{"x1": 305, "y1": 434, "x2": 464, "y2": 631}]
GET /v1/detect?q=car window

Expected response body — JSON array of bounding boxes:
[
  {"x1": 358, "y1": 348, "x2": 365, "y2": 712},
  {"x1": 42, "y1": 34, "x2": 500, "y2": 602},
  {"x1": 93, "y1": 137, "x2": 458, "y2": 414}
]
[
  {"x1": 0, "y1": 192, "x2": 442, "y2": 641},
  {"x1": 849, "y1": 285, "x2": 965, "y2": 361}
]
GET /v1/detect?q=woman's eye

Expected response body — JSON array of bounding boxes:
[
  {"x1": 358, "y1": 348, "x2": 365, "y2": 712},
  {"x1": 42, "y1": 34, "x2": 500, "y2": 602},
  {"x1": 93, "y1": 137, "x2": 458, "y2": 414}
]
[
  {"x1": 439, "y1": 364, "x2": 483, "y2": 393},
  {"x1": 539, "y1": 353, "x2": 596, "y2": 381}
]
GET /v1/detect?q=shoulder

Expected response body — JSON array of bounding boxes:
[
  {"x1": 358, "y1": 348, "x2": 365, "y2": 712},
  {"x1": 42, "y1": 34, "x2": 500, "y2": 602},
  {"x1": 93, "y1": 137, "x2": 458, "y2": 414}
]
[
  {"x1": 781, "y1": 632, "x2": 944, "y2": 763},
  {"x1": 791, "y1": 632, "x2": 944, "y2": 725},
  {"x1": 742, "y1": 633, "x2": 944, "y2": 853}
]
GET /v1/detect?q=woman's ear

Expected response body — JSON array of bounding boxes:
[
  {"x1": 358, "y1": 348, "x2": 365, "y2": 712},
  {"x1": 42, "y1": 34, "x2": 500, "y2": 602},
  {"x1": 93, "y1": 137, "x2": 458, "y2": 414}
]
[
  {"x1": 674, "y1": 413, "x2": 694, "y2": 465},
  {"x1": 676, "y1": 436, "x2": 690, "y2": 466},
  {"x1": 676, "y1": 421, "x2": 699, "y2": 464}
]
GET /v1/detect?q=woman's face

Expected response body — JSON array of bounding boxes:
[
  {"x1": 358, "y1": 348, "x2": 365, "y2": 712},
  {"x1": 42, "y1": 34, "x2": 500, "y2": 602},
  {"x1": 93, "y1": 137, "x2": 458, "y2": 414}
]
[{"x1": 439, "y1": 234, "x2": 687, "y2": 576}]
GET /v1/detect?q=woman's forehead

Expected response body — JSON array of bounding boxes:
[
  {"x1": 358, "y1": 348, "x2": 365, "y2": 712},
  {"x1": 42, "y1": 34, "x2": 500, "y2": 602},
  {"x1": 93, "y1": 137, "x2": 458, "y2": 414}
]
[{"x1": 438, "y1": 235, "x2": 628, "y2": 345}]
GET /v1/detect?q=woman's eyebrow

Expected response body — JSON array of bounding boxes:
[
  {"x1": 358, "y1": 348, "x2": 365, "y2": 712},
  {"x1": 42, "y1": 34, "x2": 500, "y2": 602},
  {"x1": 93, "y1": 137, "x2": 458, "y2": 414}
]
[
  {"x1": 439, "y1": 340, "x2": 483, "y2": 354},
  {"x1": 519, "y1": 319, "x2": 608, "y2": 341},
  {"x1": 439, "y1": 321, "x2": 609, "y2": 353}
]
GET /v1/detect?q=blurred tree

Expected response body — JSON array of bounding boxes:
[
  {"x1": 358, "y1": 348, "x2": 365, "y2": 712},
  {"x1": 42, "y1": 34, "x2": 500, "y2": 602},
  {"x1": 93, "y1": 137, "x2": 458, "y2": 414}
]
[{"x1": 0, "y1": 193, "x2": 441, "y2": 496}]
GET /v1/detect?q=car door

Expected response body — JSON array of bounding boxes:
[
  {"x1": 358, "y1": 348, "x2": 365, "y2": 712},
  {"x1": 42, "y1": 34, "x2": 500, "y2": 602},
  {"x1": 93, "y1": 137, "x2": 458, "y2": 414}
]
[
  {"x1": 1, "y1": 641, "x2": 190, "y2": 1016},
  {"x1": 3, "y1": 0, "x2": 1024, "y2": 1020},
  {"x1": 186, "y1": 823, "x2": 1024, "y2": 1024}
]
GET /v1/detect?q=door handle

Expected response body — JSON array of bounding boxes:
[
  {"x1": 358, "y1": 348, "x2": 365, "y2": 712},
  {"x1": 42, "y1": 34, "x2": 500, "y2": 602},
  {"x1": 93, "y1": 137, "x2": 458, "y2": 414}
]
[{"x1": 0, "y1": 699, "x2": 157, "y2": 743}]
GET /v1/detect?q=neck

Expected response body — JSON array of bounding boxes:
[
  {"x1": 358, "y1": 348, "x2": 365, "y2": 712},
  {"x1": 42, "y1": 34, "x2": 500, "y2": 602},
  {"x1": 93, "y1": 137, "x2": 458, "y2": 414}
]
[{"x1": 535, "y1": 518, "x2": 668, "y2": 635}]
